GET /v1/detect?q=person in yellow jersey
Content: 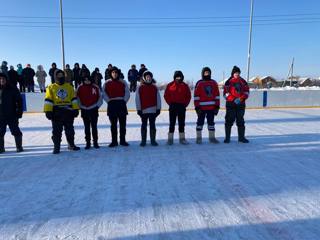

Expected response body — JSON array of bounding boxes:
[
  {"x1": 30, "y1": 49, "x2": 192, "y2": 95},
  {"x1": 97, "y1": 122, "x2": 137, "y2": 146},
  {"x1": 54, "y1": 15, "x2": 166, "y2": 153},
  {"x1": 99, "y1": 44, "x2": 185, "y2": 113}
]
[{"x1": 44, "y1": 69, "x2": 80, "y2": 154}]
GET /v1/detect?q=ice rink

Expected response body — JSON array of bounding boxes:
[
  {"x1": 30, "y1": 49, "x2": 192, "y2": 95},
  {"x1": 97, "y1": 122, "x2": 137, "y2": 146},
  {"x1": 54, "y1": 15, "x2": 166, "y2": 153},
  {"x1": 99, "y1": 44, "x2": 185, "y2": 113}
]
[{"x1": 1, "y1": 108, "x2": 320, "y2": 239}]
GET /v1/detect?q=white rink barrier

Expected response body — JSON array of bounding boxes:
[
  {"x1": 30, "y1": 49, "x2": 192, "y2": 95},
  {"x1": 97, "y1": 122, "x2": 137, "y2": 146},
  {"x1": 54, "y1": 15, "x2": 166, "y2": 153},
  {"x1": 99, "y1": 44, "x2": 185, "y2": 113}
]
[{"x1": 22, "y1": 89, "x2": 320, "y2": 113}]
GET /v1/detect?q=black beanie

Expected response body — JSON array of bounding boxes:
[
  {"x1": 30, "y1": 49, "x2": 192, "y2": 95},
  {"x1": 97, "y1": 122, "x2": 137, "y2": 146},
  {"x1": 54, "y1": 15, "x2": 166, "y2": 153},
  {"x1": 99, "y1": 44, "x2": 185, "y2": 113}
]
[
  {"x1": 173, "y1": 71, "x2": 184, "y2": 81},
  {"x1": 231, "y1": 66, "x2": 241, "y2": 76},
  {"x1": 201, "y1": 67, "x2": 212, "y2": 78}
]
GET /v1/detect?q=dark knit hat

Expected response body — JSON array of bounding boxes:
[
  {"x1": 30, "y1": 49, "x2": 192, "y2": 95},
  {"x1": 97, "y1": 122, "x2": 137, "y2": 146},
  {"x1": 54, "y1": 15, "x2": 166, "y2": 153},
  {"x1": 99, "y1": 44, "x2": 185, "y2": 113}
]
[
  {"x1": 231, "y1": 66, "x2": 241, "y2": 76},
  {"x1": 201, "y1": 67, "x2": 212, "y2": 78},
  {"x1": 173, "y1": 71, "x2": 184, "y2": 81}
]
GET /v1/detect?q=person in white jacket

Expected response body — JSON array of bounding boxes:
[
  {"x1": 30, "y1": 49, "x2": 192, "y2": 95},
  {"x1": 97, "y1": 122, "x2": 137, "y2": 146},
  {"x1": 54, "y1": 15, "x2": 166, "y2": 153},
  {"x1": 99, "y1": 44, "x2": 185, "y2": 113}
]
[{"x1": 35, "y1": 65, "x2": 47, "y2": 93}]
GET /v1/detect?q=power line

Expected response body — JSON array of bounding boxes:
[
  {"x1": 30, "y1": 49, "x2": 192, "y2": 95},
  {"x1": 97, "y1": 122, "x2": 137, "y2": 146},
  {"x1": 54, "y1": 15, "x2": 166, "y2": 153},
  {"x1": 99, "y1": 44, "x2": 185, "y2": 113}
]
[
  {"x1": 0, "y1": 20, "x2": 319, "y2": 29},
  {"x1": 0, "y1": 13, "x2": 320, "y2": 20},
  {"x1": 1, "y1": 17, "x2": 320, "y2": 25}
]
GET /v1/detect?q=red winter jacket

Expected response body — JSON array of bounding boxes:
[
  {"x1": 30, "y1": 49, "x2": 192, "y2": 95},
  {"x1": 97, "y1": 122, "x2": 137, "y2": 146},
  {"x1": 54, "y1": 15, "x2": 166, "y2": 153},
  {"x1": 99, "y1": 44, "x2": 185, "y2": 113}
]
[
  {"x1": 136, "y1": 84, "x2": 161, "y2": 114},
  {"x1": 164, "y1": 81, "x2": 191, "y2": 107},
  {"x1": 194, "y1": 79, "x2": 220, "y2": 111},
  {"x1": 223, "y1": 77, "x2": 250, "y2": 103},
  {"x1": 77, "y1": 83, "x2": 102, "y2": 110},
  {"x1": 102, "y1": 79, "x2": 130, "y2": 103}
]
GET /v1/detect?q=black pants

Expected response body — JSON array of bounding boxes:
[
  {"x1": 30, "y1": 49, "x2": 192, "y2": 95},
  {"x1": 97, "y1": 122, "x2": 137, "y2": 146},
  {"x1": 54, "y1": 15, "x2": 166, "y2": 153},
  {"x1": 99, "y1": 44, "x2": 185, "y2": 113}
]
[
  {"x1": 225, "y1": 103, "x2": 245, "y2": 127},
  {"x1": 169, "y1": 104, "x2": 186, "y2": 133},
  {"x1": 109, "y1": 115, "x2": 127, "y2": 142},
  {"x1": 196, "y1": 110, "x2": 215, "y2": 131},
  {"x1": 52, "y1": 120, "x2": 75, "y2": 145},
  {"x1": 129, "y1": 81, "x2": 137, "y2": 92},
  {"x1": 27, "y1": 83, "x2": 35, "y2": 93},
  {"x1": 19, "y1": 81, "x2": 25, "y2": 92},
  {"x1": 82, "y1": 109, "x2": 99, "y2": 143},
  {"x1": 0, "y1": 118, "x2": 22, "y2": 137},
  {"x1": 141, "y1": 113, "x2": 157, "y2": 131}
]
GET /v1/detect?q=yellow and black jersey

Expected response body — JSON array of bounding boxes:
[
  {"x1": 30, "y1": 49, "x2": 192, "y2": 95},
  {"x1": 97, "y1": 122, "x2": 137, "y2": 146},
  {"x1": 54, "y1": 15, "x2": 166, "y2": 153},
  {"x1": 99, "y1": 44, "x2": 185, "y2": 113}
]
[{"x1": 44, "y1": 83, "x2": 79, "y2": 112}]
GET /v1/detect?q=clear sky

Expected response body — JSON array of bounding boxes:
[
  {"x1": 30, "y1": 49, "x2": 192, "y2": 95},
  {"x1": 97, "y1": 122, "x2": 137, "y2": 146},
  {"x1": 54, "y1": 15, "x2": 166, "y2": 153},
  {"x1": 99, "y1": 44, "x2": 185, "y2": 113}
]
[{"x1": 1, "y1": 0, "x2": 320, "y2": 83}]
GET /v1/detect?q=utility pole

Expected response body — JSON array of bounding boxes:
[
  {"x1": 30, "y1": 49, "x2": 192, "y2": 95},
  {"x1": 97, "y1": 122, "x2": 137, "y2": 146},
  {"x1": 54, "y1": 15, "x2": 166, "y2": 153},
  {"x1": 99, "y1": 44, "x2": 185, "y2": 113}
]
[
  {"x1": 290, "y1": 58, "x2": 295, "y2": 87},
  {"x1": 246, "y1": 0, "x2": 254, "y2": 82},
  {"x1": 59, "y1": 0, "x2": 66, "y2": 70}
]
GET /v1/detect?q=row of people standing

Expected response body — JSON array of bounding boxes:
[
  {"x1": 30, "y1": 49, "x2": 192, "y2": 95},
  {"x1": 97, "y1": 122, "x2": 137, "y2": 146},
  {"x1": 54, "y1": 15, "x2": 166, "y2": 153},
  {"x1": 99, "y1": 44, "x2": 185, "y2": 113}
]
[
  {"x1": 41, "y1": 65, "x2": 249, "y2": 154},
  {"x1": 1, "y1": 60, "x2": 149, "y2": 94}
]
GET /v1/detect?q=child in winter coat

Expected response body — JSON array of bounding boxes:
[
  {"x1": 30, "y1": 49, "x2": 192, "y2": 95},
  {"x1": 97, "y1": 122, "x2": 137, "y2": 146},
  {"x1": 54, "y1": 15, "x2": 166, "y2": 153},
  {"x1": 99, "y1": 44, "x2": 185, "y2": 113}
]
[
  {"x1": 77, "y1": 75, "x2": 103, "y2": 149},
  {"x1": 223, "y1": 66, "x2": 250, "y2": 143},
  {"x1": 164, "y1": 71, "x2": 191, "y2": 145},
  {"x1": 103, "y1": 66, "x2": 130, "y2": 147},
  {"x1": 135, "y1": 71, "x2": 161, "y2": 147},
  {"x1": 194, "y1": 67, "x2": 220, "y2": 144}
]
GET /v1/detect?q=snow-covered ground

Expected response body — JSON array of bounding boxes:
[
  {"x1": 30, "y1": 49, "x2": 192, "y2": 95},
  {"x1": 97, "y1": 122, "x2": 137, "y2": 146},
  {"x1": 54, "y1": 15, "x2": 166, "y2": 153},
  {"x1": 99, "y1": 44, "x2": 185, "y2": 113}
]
[{"x1": 1, "y1": 109, "x2": 320, "y2": 240}]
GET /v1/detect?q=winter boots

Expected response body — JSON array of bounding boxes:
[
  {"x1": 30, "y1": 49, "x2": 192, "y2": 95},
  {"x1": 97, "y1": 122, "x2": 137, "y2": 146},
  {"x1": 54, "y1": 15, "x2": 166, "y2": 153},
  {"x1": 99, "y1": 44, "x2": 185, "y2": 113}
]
[
  {"x1": 150, "y1": 129, "x2": 158, "y2": 146},
  {"x1": 238, "y1": 126, "x2": 249, "y2": 143},
  {"x1": 179, "y1": 132, "x2": 189, "y2": 145},
  {"x1": 167, "y1": 132, "x2": 174, "y2": 145},
  {"x1": 196, "y1": 131, "x2": 202, "y2": 144},
  {"x1": 224, "y1": 125, "x2": 231, "y2": 143},
  {"x1": 140, "y1": 129, "x2": 147, "y2": 147},
  {"x1": 0, "y1": 137, "x2": 4, "y2": 154},
  {"x1": 15, "y1": 135, "x2": 23, "y2": 152},
  {"x1": 209, "y1": 131, "x2": 219, "y2": 144},
  {"x1": 224, "y1": 125, "x2": 249, "y2": 143}
]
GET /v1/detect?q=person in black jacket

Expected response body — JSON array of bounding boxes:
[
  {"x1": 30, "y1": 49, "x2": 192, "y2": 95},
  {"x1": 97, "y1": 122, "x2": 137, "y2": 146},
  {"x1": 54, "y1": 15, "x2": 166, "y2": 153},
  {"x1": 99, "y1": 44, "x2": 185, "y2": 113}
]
[
  {"x1": 73, "y1": 63, "x2": 81, "y2": 89},
  {"x1": 138, "y1": 64, "x2": 147, "y2": 82},
  {"x1": 49, "y1": 62, "x2": 57, "y2": 84},
  {"x1": 104, "y1": 64, "x2": 112, "y2": 80},
  {"x1": 128, "y1": 64, "x2": 139, "y2": 92},
  {"x1": 22, "y1": 64, "x2": 35, "y2": 92},
  {"x1": 91, "y1": 68, "x2": 103, "y2": 89},
  {"x1": 0, "y1": 73, "x2": 23, "y2": 153},
  {"x1": 8, "y1": 66, "x2": 19, "y2": 88}
]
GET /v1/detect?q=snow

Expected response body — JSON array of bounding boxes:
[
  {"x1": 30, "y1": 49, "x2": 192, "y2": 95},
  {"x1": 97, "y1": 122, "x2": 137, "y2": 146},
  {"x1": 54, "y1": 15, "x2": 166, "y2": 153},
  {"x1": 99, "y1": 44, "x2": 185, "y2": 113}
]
[{"x1": 1, "y1": 108, "x2": 320, "y2": 239}]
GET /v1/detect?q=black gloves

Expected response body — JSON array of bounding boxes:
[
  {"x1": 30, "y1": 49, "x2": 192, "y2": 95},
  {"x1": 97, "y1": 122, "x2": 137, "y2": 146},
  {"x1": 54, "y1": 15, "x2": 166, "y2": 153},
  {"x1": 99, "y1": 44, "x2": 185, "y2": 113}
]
[
  {"x1": 213, "y1": 108, "x2": 219, "y2": 116},
  {"x1": 156, "y1": 109, "x2": 161, "y2": 117},
  {"x1": 195, "y1": 107, "x2": 202, "y2": 115},
  {"x1": 45, "y1": 112, "x2": 53, "y2": 120},
  {"x1": 137, "y1": 110, "x2": 142, "y2": 117},
  {"x1": 73, "y1": 109, "x2": 79, "y2": 118}
]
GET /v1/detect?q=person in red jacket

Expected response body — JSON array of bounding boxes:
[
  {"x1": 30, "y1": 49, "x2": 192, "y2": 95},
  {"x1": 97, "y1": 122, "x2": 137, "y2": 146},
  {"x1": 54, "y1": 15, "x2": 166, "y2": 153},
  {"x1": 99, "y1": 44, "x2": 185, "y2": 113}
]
[
  {"x1": 223, "y1": 66, "x2": 250, "y2": 143},
  {"x1": 103, "y1": 66, "x2": 130, "y2": 147},
  {"x1": 77, "y1": 75, "x2": 103, "y2": 149},
  {"x1": 164, "y1": 71, "x2": 191, "y2": 145},
  {"x1": 194, "y1": 67, "x2": 220, "y2": 144},
  {"x1": 136, "y1": 71, "x2": 161, "y2": 147}
]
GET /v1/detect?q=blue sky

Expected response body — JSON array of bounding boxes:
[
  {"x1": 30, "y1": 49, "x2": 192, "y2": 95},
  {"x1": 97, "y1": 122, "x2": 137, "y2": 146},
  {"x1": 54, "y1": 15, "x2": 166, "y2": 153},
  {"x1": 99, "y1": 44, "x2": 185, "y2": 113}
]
[{"x1": 1, "y1": 0, "x2": 320, "y2": 83}]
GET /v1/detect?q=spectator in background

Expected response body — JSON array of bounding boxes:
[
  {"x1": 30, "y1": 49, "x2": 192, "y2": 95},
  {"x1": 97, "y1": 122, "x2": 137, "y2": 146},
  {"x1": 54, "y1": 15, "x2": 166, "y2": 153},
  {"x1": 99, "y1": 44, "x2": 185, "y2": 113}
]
[
  {"x1": 128, "y1": 64, "x2": 139, "y2": 92},
  {"x1": 17, "y1": 64, "x2": 25, "y2": 92},
  {"x1": 0, "y1": 61, "x2": 8, "y2": 78},
  {"x1": 49, "y1": 62, "x2": 57, "y2": 84},
  {"x1": 8, "y1": 66, "x2": 19, "y2": 88},
  {"x1": 105, "y1": 64, "x2": 112, "y2": 80},
  {"x1": 91, "y1": 68, "x2": 103, "y2": 89},
  {"x1": 64, "y1": 64, "x2": 74, "y2": 85},
  {"x1": 22, "y1": 64, "x2": 35, "y2": 93},
  {"x1": 35, "y1": 65, "x2": 47, "y2": 93},
  {"x1": 138, "y1": 64, "x2": 147, "y2": 82},
  {"x1": 73, "y1": 63, "x2": 81, "y2": 89}
]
